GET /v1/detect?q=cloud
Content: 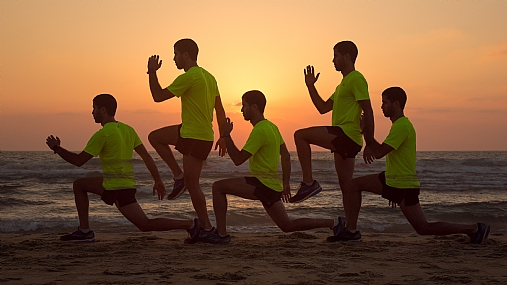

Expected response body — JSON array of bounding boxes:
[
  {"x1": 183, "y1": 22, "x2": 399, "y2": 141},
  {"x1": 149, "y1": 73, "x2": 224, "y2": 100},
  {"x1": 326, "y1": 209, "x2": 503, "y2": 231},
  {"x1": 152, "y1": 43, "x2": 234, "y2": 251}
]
[
  {"x1": 483, "y1": 41, "x2": 507, "y2": 60},
  {"x1": 233, "y1": 102, "x2": 242, "y2": 106}
]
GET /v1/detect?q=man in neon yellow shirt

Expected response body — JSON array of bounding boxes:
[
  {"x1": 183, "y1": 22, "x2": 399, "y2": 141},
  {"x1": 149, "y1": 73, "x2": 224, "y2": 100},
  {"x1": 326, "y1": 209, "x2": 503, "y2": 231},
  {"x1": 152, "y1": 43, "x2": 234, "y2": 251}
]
[
  {"x1": 207, "y1": 90, "x2": 346, "y2": 244},
  {"x1": 147, "y1": 39, "x2": 227, "y2": 234},
  {"x1": 291, "y1": 41, "x2": 375, "y2": 203},
  {"x1": 335, "y1": 87, "x2": 490, "y2": 244},
  {"x1": 45, "y1": 94, "x2": 200, "y2": 242}
]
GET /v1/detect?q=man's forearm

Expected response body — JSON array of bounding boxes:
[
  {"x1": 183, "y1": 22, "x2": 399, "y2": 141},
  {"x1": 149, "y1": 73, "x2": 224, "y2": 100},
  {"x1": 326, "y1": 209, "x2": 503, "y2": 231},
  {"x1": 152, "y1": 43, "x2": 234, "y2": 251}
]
[
  {"x1": 224, "y1": 136, "x2": 242, "y2": 165},
  {"x1": 54, "y1": 146, "x2": 81, "y2": 167},
  {"x1": 148, "y1": 72, "x2": 165, "y2": 102},
  {"x1": 143, "y1": 156, "x2": 162, "y2": 182},
  {"x1": 362, "y1": 109, "x2": 375, "y2": 146},
  {"x1": 307, "y1": 85, "x2": 328, "y2": 114}
]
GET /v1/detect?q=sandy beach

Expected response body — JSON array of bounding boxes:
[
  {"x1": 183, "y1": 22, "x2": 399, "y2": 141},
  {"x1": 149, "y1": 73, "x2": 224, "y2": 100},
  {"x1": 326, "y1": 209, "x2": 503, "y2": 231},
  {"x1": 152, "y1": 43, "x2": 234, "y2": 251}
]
[{"x1": 2, "y1": 231, "x2": 506, "y2": 285}]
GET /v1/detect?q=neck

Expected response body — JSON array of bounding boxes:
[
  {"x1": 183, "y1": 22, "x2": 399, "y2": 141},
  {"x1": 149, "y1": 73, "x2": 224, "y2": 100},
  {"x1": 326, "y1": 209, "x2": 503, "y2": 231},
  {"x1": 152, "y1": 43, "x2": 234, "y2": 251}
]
[
  {"x1": 249, "y1": 115, "x2": 265, "y2": 126},
  {"x1": 390, "y1": 112, "x2": 404, "y2": 123},
  {"x1": 184, "y1": 61, "x2": 198, "y2": 72},
  {"x1": 101, "y1": 117, "x2": 117, "y2": 126},
  {"x1": 340, "y1": 64, "x2": 355, "y2": 77}
]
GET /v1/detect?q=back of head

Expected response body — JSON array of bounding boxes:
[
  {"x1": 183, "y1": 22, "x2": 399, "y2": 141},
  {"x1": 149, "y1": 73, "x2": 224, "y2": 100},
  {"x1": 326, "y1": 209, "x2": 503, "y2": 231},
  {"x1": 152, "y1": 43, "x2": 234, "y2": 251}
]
[
  {"x1": 382, "y1": 87, "x2": 407, "y2": 110},
  {"x1": 93, "y1": 94, "x2": 117, "y2": 116},
  {"x1": 242, "y1": 90, "x2": 267, "y2": 113},
  {"x1": 174, "y1": 38, "x2": 199, "y2": 61},
  {"x1": 334, "y1": 41, "x2": 358, "y2": 63}
]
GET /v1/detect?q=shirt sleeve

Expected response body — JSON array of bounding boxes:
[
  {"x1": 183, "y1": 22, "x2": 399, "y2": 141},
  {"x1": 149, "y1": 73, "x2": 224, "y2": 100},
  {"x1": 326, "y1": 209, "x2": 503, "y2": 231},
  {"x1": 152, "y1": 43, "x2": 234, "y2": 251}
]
[
  {"x1": 132, "y1": 128, "x2": 143, "y2": 148},
  {"x1": 350, "y1": 74, "x2": 370, "y2": 101},
  {"x1": 383, "y1": 122, "x2": 408, "y2": 150},
  {"x1": 242, "y1": 126, "x2": 266, "y2": 155},
  {"x1": 166, "y1": 72, "x2": 193, "y2": 98},
  {"x1": 83, "y1": 130, "x2": 106, "y2": 157}
]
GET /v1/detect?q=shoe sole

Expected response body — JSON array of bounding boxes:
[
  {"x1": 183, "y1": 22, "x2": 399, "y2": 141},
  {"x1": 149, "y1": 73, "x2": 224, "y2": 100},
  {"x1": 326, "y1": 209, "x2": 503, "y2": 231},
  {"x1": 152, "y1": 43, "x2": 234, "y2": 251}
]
[
  {"x1": 60, "y1": 238, "x2": 95, "y2": 243},
  {"x1": 167, "y1": 187, "x2": 186, "y2": 200},
  {"x1": 479, "y1": 225, "x2": 491, "y2": 244},
  {"x1": 326, "y1": 235, "x2": 362, "y2": 242},
  {"x1": 289, "y1": 187, "x2": 322, "y2": 203}
]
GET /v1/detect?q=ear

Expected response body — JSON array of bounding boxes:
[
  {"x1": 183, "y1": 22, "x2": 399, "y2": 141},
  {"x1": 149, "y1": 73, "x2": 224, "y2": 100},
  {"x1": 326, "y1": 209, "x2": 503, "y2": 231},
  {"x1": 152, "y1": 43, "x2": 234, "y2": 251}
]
[
  {"x1": 251, "y1": 103, "x2": 258, "y2": 112},
  {"x1": 99, "y1": 106, "x2": 108, "y2": 115}
]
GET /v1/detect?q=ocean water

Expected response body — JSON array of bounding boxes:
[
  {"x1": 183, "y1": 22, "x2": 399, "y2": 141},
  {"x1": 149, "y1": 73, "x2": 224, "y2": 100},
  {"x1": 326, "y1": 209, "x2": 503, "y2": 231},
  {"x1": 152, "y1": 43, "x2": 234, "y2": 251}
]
[{"x1": 1, "y1": 151, "x2": 506, "y2": 235}]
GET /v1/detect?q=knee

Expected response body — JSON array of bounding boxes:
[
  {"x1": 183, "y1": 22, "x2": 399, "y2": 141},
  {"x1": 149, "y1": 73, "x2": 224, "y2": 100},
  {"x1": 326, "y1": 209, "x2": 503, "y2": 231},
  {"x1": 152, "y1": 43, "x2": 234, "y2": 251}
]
[
  {"x1": 341, "y1": 180, "x2": 356, "y2": 194},
  {"x1": 413, "y1": 224, "x2": 430, "y2": 236},
  {"x1": 147, "y1": 131, "x2": 158, "y2": 146},
  {"x1": 294, "y1": 129, "x2": 305, "y2": 142},
  {"x1": 73, "y1": 179, "x2": 85, "y2": 192},
  {"x1": 136, "y1": 224, "x2": 150, "y2": 232}
]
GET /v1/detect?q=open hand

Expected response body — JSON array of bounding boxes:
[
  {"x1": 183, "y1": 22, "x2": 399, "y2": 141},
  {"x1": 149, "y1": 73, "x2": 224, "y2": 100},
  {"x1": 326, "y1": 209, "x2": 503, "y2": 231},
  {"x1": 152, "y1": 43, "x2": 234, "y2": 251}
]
[
  {"x1": 147, "y1": 55, "x2": 162, "y2": 72},
  {"x1": 214, "y1": 138, "x2": 227, "y2": 157},
  {"x1": 46, "y1": 135, "x2": 61, "y2": 151},
  {"x1": 304, "y1": 65, "x2": 320, "y2": 86}
]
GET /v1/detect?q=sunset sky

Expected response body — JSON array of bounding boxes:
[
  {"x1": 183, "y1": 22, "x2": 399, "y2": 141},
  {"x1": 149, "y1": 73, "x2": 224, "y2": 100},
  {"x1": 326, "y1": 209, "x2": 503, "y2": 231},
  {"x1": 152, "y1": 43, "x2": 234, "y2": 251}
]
[{"x1": 2, "y1": 0, "x2": 506, "y2": 151}]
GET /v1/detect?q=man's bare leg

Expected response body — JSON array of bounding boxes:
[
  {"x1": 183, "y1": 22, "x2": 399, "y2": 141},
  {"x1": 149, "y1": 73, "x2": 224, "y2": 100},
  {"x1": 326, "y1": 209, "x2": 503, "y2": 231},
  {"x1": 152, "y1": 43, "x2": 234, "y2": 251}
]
[
  {"x1": 334, "y1": 152, "x2": 355, "y2": 195},
  {"x1": 212, "y1": 177, "x2": 258, "y2": 236},
  {"x1": 183, "y1": 154, "x2": 212, "y2": 229},
  {"x1": 148, "y1": 125, "x2": 183, "y2": 177},
  {"x1": 342, "y1": 174, "x2": 383, "y2": 230},
  {"x1": 294, "y1": 126, "x2": 340, "y2": 184},
  {"x1": 72, "y1": 177, "x2": 104, "y2": 230},
  {"x1": 400, "y1": 202, "x2": 477, "y2": 235},
  {"x1": 212, "y1": 177, "x2": 334, "y2": 236},
  {"x1": 118, "y1": 203, "x2": 193, "y2": 232}
]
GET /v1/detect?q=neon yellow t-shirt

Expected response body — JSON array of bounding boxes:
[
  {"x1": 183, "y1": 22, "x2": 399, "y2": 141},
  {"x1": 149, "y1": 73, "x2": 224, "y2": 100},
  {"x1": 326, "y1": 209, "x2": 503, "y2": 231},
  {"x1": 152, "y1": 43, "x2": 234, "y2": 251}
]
[
  {"x1": 329, "y1": 70, "x2": 369, "y2": 146},
  {"x1": 83, "y1": 122, "x2": 143, "y2": 190},
  {"x1": 383, "y1": 117, "x2": 420, "y2": 189},
  {"x1": 166, "y1": 66, "x2": 219, "y2": 141},
  {"x1": 242, "y1": 120, "x2": 284, "y2": 192}
]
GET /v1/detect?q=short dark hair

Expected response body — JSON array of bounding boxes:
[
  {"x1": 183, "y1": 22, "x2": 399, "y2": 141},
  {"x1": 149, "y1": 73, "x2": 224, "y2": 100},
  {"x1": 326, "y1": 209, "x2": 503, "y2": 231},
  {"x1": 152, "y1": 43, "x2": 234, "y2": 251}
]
[
  {"x1": 174, "y1": 39, "x2": 199, "y2": 61},
  {"x1": 93, "y1": 94, "x2": 117, "y2": 116},
  {"x1": 242, "y1": 90, "x2": 266, "y2": 113},
  {"x1": 382, "y1": 87, "x2": 407, "y2": 110},
  {"x1": 334, "y1": 41, "x2": 358, "y2": 63}
]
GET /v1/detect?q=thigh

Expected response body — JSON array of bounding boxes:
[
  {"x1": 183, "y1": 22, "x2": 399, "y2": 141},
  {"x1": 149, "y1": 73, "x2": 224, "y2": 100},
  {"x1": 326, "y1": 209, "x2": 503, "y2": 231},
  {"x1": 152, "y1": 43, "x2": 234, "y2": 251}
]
[
  {"x1": 350, "y1": 173, "x2": 383, "y2": 195},
  {"x1": 117, "y1": 202, "x2": 149, "y2": 226},
  {"x1": 296, "y1": 126, "x2": 340, "y2": 151},
  {"x1": 334, "y1": 153, "x2": 356, "y2": 184},
  {"x1": 149, "y1": 125, "x2": 180, "y2": 146},
  {"x1": 213, "y1": 177, "x2": 258, "y2": 200},
  {"x1": 74, "y1": 177, "x2": 104, "y2": 196}
]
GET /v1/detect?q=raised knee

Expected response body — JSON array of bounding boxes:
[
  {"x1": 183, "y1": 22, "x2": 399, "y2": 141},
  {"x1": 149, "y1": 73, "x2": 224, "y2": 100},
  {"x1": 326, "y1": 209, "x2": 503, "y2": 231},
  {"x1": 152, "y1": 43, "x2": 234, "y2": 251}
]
[
  {"x1": 294, "y1": 129, "x2": 304, "y2": 141},
  {"x1": 147, "y1": 131, "x2": 157, "y2": 146}
]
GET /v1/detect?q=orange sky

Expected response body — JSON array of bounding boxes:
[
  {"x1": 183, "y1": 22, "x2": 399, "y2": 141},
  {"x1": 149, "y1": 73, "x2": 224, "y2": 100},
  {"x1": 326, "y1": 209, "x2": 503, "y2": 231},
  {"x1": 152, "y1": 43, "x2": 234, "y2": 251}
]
[{"x1": 1, "y1": 0, "x2": 506, "y2": 151}]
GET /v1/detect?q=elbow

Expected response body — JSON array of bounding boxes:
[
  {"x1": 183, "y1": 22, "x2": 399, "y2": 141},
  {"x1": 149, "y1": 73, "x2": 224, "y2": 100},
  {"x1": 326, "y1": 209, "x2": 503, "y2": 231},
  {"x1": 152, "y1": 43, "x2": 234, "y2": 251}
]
[{"x1": 233, "y1": 160, "x2": 243, "y2": 166}]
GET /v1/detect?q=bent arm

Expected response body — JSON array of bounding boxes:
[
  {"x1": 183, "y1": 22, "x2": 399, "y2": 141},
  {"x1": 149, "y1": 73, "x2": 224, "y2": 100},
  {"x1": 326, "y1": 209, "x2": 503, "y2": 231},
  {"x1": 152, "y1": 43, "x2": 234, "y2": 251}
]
[
  {"x1": 224, "y1": 135, "x2": 252, "y2": 166},
  {"x1": 369, "y1": 141, "x2": 394, "y2": 159},
  {"x1": 134, "y1": 144, "x2": 162, "y2": 182},
  {"x1": 54, "y1": 147, "x2": 93, "y2": 167},
  {"x1": 148, "y1": 72, "x2": 175, "y2": 102},
  {"x1": 307, "y1": 84, "x2": 333, "y2": 114}
]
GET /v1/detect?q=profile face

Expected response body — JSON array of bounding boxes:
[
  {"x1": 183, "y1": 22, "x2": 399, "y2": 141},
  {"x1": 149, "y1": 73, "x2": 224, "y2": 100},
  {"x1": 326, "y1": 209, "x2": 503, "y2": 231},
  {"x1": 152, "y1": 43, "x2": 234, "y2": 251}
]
[
  {"x1": 333, "y1": 50, "x2": 344, "y2": 71},
  {"x1": 381, "y1": 95, "x2": 393, "y2": 117},
  {"x1": 173, "y1": 48, "x2": 184, "y2": 70},
  {"x1": 241, "y1": 99, "x2": 252, "y2": 121},
  {"x1": 92, "y1": 104, "x2": 101, "y2": 123}
]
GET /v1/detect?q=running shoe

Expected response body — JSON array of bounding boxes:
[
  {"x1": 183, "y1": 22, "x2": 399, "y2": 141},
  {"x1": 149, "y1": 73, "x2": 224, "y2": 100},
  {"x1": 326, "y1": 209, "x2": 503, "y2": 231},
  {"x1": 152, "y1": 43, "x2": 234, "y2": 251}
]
[
  {"x1": 200, "y1": 230, "x2": 231, "y2": 244},
  {"x1": 288, "y1": 180, "x2": 322, "y2": 203},
  {"x1": 327, "y1": 229, "x2": 362, "y2": 242},
  {"x1": 184, "y1": 227, "x2": 216, "y2": 244},
  {"x1": 186, "y1": 218, "x2": 201, "y2": 243},
  {"x1": 60, "y1": 228, "x2": 95, "y2": 242},
  {"x1": 469, "y1": 222, "x2": 490, "y2": 244},
  {"x1": 167, "y1": 177, "x2": 186, "y2": 200},
  {"x1": 332, "y1": 216, "x2": 346, "y2": 236}
]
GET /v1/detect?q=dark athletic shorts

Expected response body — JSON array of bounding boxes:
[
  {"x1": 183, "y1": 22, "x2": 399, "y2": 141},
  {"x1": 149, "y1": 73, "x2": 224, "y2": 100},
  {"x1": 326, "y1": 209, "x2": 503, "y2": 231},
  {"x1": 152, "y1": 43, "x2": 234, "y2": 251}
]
[
  {"x1": 175, "y1": 124, "x2": 214, "y2": 161},
  {"x1": 245, "y1": 177, "x2": 282, "y2": 209},
  {"x1": 326, "y1": 126, "x2": 362, "y2": 159},
  {"x1": 379, "y1": 172, "x2": 420, "y2": 207},
  {"x1": 101, "y1": 188, "x2": 137, "y2": 208}
]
